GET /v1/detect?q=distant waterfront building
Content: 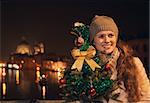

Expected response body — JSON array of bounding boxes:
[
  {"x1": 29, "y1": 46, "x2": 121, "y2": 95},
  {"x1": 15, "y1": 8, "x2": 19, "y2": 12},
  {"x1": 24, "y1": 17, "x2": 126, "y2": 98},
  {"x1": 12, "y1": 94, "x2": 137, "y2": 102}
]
[
  {"x1": 9, "y1": 39, "x2": 70, "y2": 71},
  {"x1": 15, "y1": 39, "x2": 45, "y2": 56}
]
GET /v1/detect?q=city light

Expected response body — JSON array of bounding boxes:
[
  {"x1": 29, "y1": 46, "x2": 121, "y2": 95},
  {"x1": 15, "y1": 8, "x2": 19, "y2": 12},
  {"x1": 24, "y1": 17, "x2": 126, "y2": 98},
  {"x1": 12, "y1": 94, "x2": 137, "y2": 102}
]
[
  {"x1": 13, "y1": 64, "x2": 19, "y2": 69},
  {"x1": 32, "y1": 59, "x2": 36, "y2": 63},
  {"x1": 21, "y1": 60, "x2": 25, "y2": 64},
  {"x1": 36, "y1": 66, "x2": 40, "y2": 71},
  {"x1": 2, "y1": 68, "x2": 6, "y2": 76},
  {"x1": 8, "y1": 64, "x2": 13, "y2": 68},
  {"x1": 0, "y1": 63, "x2": 6, "y2": 68}
]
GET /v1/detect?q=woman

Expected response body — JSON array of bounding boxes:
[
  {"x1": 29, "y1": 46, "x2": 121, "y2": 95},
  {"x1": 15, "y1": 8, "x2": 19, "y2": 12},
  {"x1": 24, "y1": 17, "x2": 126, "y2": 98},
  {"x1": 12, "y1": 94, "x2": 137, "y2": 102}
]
[{"x1": 76, "y1": 15, "x2": 150, "y2": 102}]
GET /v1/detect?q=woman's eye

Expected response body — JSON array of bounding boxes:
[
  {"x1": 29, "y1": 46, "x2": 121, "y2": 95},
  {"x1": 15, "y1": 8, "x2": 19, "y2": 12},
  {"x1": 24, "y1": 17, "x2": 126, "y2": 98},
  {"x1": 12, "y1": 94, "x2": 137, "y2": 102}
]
[
  {"x1": 108, "y1": 33, "x2": 114, "y2": 38},
  {"x1": 97, "y1": 34, "x2": 104, "y2": 38}
]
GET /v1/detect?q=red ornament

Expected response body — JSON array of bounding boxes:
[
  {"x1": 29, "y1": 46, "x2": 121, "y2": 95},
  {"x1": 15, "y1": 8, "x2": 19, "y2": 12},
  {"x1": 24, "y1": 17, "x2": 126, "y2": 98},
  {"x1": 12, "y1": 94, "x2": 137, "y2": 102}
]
[
  {"x1": 89, "y1": 87, "x2": 96, "y2": 96},
  {"x1": 66, "y1": 92, "x2": 70, "y2": 96},
  {"x1": 105, "y1": 64, "x2": 111, "y2": 71},
  {"x1": 59, "y1": 78, "x2": 66, "y2": 84},
  {"x1": 80, "y1": 91, "x2": 85, "y2": 96}
]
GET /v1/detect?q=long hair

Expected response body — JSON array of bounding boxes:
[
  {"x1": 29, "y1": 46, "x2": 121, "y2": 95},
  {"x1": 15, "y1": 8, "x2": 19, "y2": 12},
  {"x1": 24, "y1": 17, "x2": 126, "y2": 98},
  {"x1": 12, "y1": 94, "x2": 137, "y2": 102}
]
[{"x1": 116, "y1": 40, "x2": 141, "y2": 102}]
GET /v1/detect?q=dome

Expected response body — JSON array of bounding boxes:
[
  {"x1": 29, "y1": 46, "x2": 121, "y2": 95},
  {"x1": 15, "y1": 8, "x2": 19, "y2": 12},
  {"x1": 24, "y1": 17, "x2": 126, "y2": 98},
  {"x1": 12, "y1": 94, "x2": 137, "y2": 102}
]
[{"x1": 16, "y1": 40, "x2": 33, "y2": 55}]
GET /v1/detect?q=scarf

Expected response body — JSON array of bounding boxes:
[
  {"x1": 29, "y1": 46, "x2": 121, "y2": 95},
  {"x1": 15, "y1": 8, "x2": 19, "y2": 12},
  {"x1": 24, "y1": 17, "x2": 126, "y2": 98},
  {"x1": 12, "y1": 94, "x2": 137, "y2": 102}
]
[{"x1": 98, "y1": 47, "x2": 120, "y2": 80}]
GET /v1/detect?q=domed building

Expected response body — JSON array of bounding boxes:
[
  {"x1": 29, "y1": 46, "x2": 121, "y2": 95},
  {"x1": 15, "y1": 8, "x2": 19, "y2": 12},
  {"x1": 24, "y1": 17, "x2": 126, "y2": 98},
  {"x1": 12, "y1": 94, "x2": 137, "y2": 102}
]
[
  {"x1": 8, "y1": 38, "x2": 69, "y2": 71},
  {"x1": 16, "y1": 40, "x2": 34, "y2": 55}
]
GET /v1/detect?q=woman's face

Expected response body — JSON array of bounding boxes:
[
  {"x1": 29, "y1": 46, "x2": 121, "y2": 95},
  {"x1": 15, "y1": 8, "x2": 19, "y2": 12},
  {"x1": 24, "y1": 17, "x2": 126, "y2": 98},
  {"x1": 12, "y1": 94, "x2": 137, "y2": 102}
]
[{"x1": 93, "y1": 31, "x2": 117, "y2": 54}]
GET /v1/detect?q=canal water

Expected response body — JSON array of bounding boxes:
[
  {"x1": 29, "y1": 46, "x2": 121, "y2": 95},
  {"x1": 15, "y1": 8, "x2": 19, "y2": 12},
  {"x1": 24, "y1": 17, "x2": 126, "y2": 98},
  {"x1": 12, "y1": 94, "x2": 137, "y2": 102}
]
[{"x1": 0, "y1": 68, "x2": 62, "y2": 100}]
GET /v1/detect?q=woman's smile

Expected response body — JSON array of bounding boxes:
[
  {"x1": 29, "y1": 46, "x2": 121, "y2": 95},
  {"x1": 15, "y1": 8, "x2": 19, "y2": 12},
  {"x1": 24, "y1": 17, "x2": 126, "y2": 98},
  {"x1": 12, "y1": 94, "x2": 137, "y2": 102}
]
[{"x1": 102, "y1": 43, "x2": 112, "y2": 48}]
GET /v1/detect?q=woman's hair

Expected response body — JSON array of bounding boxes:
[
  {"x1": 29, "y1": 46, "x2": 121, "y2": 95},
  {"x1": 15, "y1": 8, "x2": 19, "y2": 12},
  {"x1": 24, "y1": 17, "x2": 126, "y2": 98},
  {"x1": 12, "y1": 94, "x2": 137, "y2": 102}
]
[{"x1": 116, "y1": 40, "x2": 141, "y2": 102}]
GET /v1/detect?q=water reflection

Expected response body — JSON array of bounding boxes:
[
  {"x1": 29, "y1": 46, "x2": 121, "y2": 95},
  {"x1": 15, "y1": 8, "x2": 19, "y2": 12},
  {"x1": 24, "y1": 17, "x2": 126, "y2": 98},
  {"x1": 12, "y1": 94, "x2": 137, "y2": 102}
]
[
  {"x1": 2, "y1": 82, "x2": 6, "y2": 97},
  {"x1": 35, "y1": 67, "x2": 41, "y2": 83},
  {"x1": 0, "y1": 67, "x2": 62, "y2": 100},
  {"x1": 15, "y1": 70, "x2": 20, "y2": 84}
]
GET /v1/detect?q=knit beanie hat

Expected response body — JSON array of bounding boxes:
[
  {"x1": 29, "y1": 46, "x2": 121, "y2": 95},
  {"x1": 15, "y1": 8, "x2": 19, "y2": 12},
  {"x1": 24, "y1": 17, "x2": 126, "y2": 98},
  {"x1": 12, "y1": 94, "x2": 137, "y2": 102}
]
[{"x1": 89, "y1": 15, "x2": 119, "y2": 42}]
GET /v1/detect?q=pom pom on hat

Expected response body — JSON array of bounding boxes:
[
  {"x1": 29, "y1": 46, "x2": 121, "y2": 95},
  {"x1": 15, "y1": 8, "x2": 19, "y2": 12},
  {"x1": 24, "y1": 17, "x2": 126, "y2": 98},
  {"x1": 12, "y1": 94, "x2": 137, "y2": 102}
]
[{"x1": 89, "y1": 15, "x2": 119, "y2": 42}]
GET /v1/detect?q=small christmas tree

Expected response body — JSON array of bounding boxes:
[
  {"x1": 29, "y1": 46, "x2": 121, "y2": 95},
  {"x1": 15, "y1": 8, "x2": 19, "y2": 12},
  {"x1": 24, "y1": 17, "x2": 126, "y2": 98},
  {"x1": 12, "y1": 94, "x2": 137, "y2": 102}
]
[{"x1": 59, "y1": 22, "x2": 115, "y2": 102}]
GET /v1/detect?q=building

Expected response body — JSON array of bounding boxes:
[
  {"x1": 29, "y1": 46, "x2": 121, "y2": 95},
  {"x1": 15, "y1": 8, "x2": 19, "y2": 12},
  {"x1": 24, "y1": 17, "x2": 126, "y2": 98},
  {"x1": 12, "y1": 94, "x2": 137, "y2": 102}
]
[{"x1": 9, "y1": 39, "x2": 70, "y2": 71}]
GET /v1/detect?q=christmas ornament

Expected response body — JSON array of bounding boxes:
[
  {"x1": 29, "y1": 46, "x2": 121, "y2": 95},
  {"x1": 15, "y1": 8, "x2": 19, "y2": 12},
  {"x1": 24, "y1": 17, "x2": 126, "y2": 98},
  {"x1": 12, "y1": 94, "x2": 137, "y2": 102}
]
[
  {"x1": 89, "y1": 87, "x2": 96, "y2": 97},
  {"x1": 59, "y1": 78, "x2": 67, "y2": 84}
]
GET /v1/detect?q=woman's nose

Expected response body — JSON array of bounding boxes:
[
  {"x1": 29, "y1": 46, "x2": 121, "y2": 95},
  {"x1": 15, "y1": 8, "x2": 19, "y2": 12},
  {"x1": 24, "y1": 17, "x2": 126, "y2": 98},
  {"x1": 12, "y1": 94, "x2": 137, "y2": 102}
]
[{"x1": 104, "y1": 36, "x2": 109, "y2": 42}]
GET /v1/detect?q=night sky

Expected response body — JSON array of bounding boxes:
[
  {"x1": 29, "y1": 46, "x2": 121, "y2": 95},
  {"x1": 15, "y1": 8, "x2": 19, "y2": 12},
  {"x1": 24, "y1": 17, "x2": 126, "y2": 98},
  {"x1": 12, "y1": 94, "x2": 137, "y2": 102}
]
[{"x1": 1, "y1": 0, "x2": 149, "y2": 60}]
